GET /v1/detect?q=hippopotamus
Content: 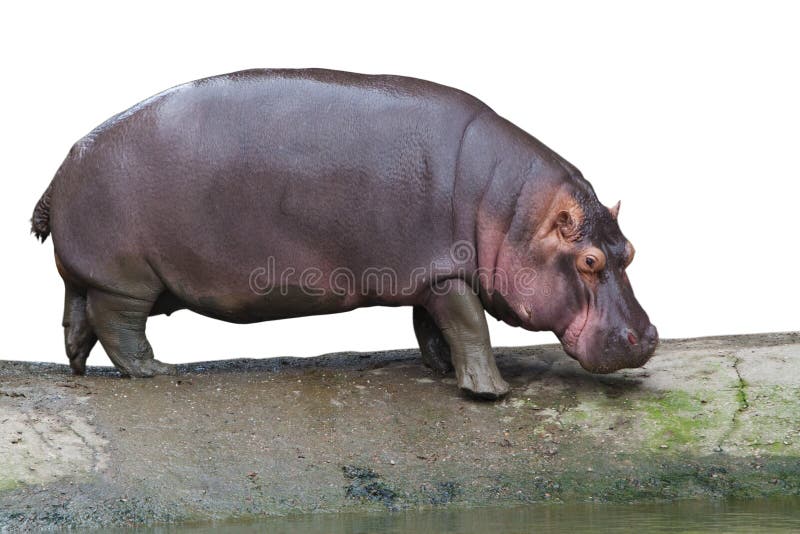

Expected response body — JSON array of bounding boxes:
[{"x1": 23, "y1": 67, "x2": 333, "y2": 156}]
[{"x1": 31, "y1": 68, "x2": 657, "y2": 399}]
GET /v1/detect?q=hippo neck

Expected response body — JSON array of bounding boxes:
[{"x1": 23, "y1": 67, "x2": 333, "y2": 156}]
[{"x1": 453, "y1": 111, "x2": 582, "y2": 315}]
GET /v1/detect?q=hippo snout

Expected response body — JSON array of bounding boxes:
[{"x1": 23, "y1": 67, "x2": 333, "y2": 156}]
[
  {"x1": 623, "y1": 323, "x2": 659, "y2": 354},
  {"x1": 602, "y1": 323, "x2": 659, "y2": 370},
  {"x1": 572, "y1": 322, "x2": 658, "y2": 374}
]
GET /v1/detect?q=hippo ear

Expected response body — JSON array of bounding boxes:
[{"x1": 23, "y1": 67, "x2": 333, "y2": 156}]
[
  {"x1": 609, "y1": 201, "x2": 621, "y2": 220},
  {"x1": 536, "y1": 189, "x2": 584, "y2": 241},
  {"x1": 555, "y1": 209, "x2": 581, "y2": 242}
]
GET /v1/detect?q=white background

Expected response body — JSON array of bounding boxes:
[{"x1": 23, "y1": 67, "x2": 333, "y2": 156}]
[{"x1": 1, "y1": 1, "x2": 798, "y2": 366}]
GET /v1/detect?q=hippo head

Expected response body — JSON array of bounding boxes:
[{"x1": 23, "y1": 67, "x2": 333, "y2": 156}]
[{"x1": 486, "y1": 178, "x2": 658, "y2": 373}]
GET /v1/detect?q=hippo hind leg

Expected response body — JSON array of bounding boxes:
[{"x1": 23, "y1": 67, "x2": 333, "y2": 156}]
[
  {"x1": 63, "y1": 283, "x2": 98, "y2": 375},
  {"x1": 413, "y1": 306, "x2": 454, "y2": 373},
  {"x1": 86, "y1": 288, "x2": 175, "y2": 377}
]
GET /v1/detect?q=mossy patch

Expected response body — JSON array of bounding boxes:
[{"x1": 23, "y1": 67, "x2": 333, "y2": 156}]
[
  {"x1": 556, "y1": 455, "x2": 800, "y2": 503},
  {"x1": 638, "y1": 391, "x2": 711, "y2": 449},
  {"x1": 561, "y1": 386, "x2": 735, "y2": 457}
]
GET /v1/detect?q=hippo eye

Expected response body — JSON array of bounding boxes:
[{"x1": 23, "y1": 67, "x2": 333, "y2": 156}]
[{"x1": 578, "y1": 247, "x2": 606, "y2": 274}]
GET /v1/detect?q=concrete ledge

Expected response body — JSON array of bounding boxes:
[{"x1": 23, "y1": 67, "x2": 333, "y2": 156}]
[{"x1": 1, "y1": 332, "x2": 799, "y2": 528}]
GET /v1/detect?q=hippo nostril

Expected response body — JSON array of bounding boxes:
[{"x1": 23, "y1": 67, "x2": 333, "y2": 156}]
[{"x1": 627, "y1": 331, "x2": 637, "y2": 345}]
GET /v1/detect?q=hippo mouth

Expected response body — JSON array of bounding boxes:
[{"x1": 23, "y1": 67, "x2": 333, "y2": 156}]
[
  {"x1": 557, "y1": 285, "x2": 593, "y2": 358},
  {"x1": 558, "y1": 305, "x2": 590, "y2": 355}
]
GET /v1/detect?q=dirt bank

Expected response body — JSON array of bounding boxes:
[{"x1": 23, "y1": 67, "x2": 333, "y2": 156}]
[{"x1": 1, "y1": 332, "x2": 799, "y2": 529}]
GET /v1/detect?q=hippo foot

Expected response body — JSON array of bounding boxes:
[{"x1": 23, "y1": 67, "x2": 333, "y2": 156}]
[
  {"x1": 121, "y1": 359, "x2": 177, "y2": 378},
  {"x1": 458, "y1": 370, "x2": 510, "y2": 400},
  {"x1": 69, "y1": 358, "x2": 87, "y2": 376}
]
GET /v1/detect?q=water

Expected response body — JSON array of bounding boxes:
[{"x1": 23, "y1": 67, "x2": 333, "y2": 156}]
[{"x1": 139, "y1": 498, "x2": 800, "y2": 533}]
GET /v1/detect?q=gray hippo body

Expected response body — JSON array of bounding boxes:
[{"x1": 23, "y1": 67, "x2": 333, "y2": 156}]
[{"x1": 33, "y1": 69, "x2": 657, "y2": 398}]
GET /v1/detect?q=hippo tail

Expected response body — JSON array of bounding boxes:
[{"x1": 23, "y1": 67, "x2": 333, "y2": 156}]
[{"x1": 31, "y1": 179, "x2": 55, "y2": 243}]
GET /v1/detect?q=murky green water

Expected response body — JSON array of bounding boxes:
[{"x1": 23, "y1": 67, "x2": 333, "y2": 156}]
[{"x1": 136, "y1": 498, "x2": 800, "y2": 533}]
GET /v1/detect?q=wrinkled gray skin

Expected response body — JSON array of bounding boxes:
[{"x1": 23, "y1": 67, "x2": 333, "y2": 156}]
[{"x1": 32, "y1": 69, "x2": 657, "y2": 399}]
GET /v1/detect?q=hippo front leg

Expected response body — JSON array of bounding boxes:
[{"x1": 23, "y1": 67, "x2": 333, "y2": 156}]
[{"x1": 423, "y1": 279, "x2": 510, "y2": 399}]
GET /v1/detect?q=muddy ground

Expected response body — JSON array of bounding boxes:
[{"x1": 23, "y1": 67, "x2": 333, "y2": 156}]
[{"x1": 1, "y1": 332, "x2": 799, "y2": 529}]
